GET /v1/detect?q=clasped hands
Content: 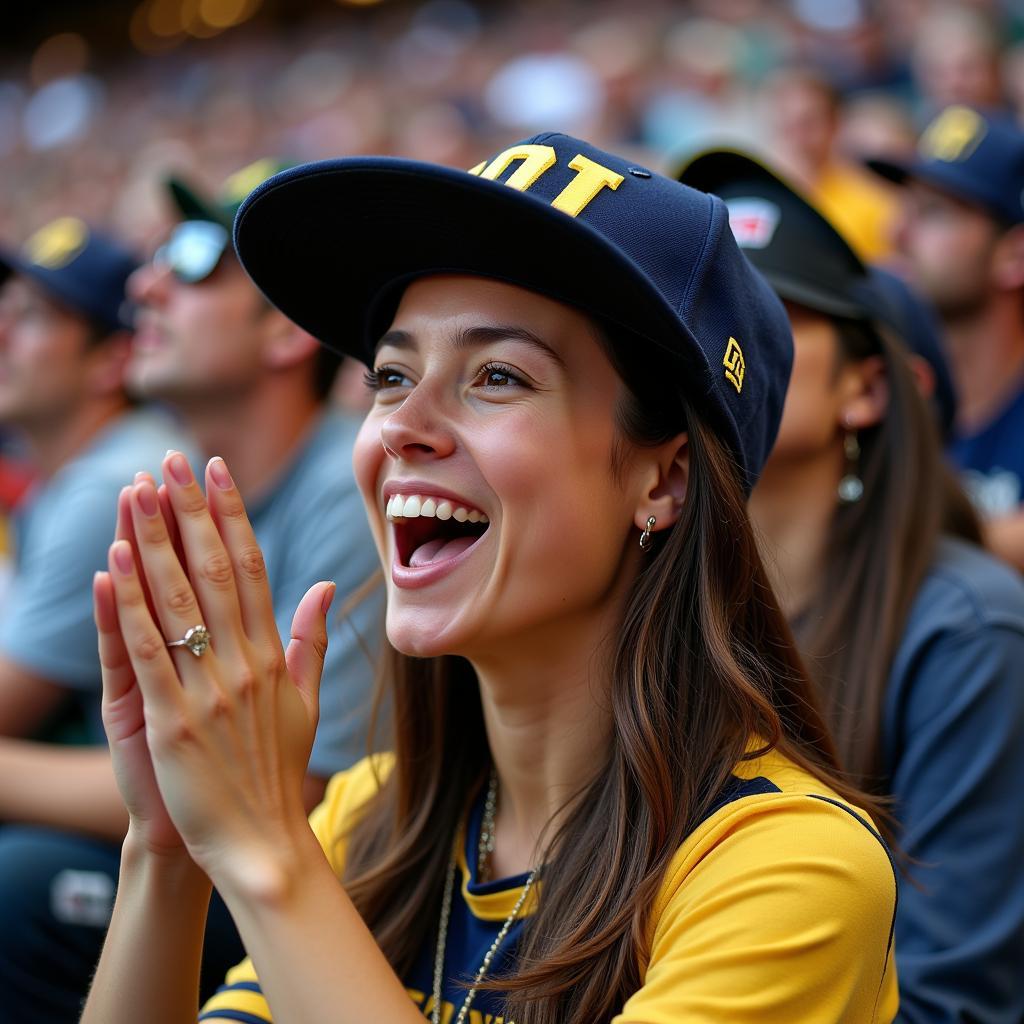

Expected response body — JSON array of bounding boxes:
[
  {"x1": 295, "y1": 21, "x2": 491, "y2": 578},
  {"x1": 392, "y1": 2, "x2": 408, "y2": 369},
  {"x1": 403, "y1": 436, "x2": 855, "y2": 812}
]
[{"x1": 93, "y1": 451, "x2": 336, "y2": 885}]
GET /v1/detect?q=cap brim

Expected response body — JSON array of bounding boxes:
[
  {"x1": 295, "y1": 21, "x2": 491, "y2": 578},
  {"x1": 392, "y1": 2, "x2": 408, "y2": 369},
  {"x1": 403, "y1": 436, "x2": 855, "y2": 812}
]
[
  {"x1": 167, "y1": 178, "x2": 232, "y2": 228},
  {"x1": 761, "y1": 271, "x2": 867, "y2": 319},
  {"x1": 233, "y1": 158, "x2": 702, "y2": 373}
]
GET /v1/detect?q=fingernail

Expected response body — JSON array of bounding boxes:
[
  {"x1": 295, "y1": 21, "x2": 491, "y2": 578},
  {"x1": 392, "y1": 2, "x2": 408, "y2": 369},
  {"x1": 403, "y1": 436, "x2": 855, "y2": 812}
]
[
  {"x1": 113, "y1": 541, "x2": 133, "y2": 575},
  {"x1": 134, "y1": 471, "x2": 150, "y2": 484},
  {"x1": 208, "y1": 457, "x2": 233, "y2": 491},
  {"x1": 135, "y1": 484, "x2": 159, "y2": 517},
  {"x1": 167, "y1": 452, "x2": 193, "y2": 486},
  {"x1": 321, "y1": 582, "x2": 337, "y2": 615}
]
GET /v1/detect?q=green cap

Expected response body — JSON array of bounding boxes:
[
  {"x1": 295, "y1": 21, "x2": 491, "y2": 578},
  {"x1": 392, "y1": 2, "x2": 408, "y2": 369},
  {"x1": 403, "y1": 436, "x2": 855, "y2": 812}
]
[{"x1": 166, "y1": 158, "x2": 294, "y2": 228}]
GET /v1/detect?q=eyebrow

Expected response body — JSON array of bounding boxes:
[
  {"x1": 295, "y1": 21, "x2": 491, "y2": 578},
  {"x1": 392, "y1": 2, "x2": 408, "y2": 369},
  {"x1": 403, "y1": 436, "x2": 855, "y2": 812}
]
[{"x1": 375, "y1": 324, "x2": 566, "y2": 369}]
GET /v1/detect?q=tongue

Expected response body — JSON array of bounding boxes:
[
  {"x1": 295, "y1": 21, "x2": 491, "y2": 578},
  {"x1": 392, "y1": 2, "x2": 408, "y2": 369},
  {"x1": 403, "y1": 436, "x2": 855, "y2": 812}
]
[{"x1": 409, "y1": 535, "x2": 478, "y2": 568}]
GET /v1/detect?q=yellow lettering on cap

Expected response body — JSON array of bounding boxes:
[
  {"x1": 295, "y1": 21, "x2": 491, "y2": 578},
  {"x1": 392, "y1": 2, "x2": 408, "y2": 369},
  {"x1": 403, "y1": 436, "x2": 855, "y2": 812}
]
[
  {"x1": 222, "y1": 158, "x2": 282, "y2": 204},
  {"x1": 469, "y1": 146, "x2": 624, "y2": 218},
  {"x1": 474, "y1": 144, "x2": 557, "y2": 192},
  {"x1": 724, "y1": 336, "x2": 745, "y2": 393},
  {"x1": 919, "y1": 105, "x2": 986, "y2": 163},
  {"x1": 23, "y1": 216, "x2": 89, "y2": 270},
  {"x1": 550, "y1": 154, "x2": 624, "y2": 217}
]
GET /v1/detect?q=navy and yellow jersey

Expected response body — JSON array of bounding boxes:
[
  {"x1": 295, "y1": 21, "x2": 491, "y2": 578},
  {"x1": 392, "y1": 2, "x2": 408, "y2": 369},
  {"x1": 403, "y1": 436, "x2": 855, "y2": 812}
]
[{"x1": 199, "y1": 749, "x2": 899, "y2": 1024}]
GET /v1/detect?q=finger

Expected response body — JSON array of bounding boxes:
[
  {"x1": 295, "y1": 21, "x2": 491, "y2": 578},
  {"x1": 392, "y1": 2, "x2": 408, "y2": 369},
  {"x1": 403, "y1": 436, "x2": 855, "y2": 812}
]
[
  {"x1": 128, "y1": 478, "x2": 230, "y2": 671},
  {"x1": 157, "y1": 483, "x2": 185, "y2": 568},
  {"x1": 205, "y1": 457, "x2": 281, "y2": 652},
  {"x1": 94, "y1": 570, "x2": 136, "y2": 706},
  {"x1": 106, "y1": 540, "x2": 185, "y2": 716},
  {"x1": 284, "y1": 581, "x2": 335, "y2": 711},
  {"x1": 160, "y1": 452, "x2": 246, "y2": 651}
]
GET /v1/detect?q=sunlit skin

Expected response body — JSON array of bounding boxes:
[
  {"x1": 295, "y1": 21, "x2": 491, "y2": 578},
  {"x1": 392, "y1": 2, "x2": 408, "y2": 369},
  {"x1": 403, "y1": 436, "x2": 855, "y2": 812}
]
[
  {"x1": 127, "y1": 253, "x2": 270, "y2": 406},
  {"x1": 352, "y1": 275, "x2": 685, "y2": 668}
]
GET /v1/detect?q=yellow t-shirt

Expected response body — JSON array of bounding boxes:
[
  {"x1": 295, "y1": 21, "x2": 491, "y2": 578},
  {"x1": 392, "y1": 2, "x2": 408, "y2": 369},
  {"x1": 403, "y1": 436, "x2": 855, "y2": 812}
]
[{"x1": 200, "y1": 748, "x2": 898, "y2": 1023}]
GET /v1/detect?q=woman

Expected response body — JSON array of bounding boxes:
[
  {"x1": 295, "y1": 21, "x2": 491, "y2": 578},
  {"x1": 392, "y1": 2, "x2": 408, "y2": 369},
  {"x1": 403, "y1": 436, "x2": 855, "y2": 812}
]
[
  {"x1": 681, "y1": 150, "x2": 1024, "y2": 1024},
  {"x1": 82, "y1": 135, "x2": 898, "y2": 1024}
]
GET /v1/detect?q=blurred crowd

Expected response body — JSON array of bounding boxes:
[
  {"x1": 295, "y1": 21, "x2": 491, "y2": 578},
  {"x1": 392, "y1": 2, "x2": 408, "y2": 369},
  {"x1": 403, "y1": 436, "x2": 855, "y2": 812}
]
[{"x1": 2, "y1": 0, "x2": 1024, "y2": 252}]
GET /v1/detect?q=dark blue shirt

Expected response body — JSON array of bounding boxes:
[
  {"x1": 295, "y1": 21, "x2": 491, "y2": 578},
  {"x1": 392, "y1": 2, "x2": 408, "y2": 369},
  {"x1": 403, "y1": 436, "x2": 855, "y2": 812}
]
[
  {"x1": 947, "y1": 384, "x2": 1024, "y2": 517},
  {"x1": 884, "y1": 537, "x2": 1024, "y2": 1023}
]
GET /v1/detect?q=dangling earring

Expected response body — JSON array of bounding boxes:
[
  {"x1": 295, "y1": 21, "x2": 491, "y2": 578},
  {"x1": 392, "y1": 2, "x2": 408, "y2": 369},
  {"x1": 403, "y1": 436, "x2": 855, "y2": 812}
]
[
  {"x1": 837, "y1": 430, "x2": 864, "y2": 504},
  {"x1": 639, "y1": 515, "x2": 656, "y2": 551}
]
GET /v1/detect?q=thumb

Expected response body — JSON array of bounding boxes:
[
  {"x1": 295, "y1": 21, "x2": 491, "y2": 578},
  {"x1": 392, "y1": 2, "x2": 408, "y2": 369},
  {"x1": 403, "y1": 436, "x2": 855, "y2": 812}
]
[{"x1": 284, "y1": 581, "x2": 335, "y2": 710}]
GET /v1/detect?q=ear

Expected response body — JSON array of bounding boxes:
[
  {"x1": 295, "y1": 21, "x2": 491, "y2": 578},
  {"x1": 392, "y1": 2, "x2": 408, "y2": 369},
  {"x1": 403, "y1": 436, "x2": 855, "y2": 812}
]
[
  {"x1": 633, "y1": 431, "x2": 689, "y2": 534},
  {"x1": 260, "y1": 309, "x2": 320, "y2": 371},
  {"x1": 84, "y1": 332, "x2": 132, "y2": 398},
  {"x1": 907, "y1": 353, "x2": 937, "y2": 404},
  {"x1": 838, "y1": 354, "x2": 888, "y2": 431},
  {"x1": 992, "y1": 224, "x2": 1024, "y2": 292}
]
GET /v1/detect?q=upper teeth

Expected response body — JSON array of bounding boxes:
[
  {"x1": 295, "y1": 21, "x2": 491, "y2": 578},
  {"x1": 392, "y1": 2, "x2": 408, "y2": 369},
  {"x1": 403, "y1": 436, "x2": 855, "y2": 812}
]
[{"x1": 386, "y1": 494, "x2": 489, "y2": 524}]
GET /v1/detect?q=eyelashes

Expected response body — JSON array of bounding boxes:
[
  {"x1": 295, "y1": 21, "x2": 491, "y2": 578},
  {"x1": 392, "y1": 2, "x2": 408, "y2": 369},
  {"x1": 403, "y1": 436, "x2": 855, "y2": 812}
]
[{"x1": 364, "y1": 362, "x2": 531, "y2": 393}]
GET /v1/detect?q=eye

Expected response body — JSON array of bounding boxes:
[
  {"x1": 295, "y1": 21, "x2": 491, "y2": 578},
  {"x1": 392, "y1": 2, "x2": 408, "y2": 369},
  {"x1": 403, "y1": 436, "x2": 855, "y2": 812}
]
[
  {"x1": 364, "y1": 365, "x2": 413, "y2": 392},
  {"x1": 475, "y1": 362, "x2": 528, "y2": 389}
]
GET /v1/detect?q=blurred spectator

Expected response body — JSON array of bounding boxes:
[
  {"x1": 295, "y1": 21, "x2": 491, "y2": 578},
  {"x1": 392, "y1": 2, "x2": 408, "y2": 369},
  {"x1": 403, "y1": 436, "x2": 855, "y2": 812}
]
[
  {"x1": 762, "y1": 66, "x2": 899, "y2": 261},
  {"x1": 870, "y1": 104, "x2": 1024, "y2": 569},
  {"x1": 911, "y1": 3, "x2": 1007, "y2": 115},
  {"x1": 682, "y1": 148, "x2": 1024, "y2": 1024},
  {"x1": 0, "y1": 219, "x2": 196, "y2": 1021}
]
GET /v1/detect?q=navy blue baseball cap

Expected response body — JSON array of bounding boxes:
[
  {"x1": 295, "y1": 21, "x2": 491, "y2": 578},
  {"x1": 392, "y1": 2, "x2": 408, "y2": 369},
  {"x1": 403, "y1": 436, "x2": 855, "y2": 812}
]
[
  {"x1": 0, "y1": 217, "x2": 138, "y2": 333},
  {"x1": 233, "y1": 133, "x2": 793, "y2": 492},
  {"x1": 853, "y1": 267, "x2": 958, "y2": 439},
  {"x1": 867, "y1": 105, "x2": 1024, "y2": 226}
]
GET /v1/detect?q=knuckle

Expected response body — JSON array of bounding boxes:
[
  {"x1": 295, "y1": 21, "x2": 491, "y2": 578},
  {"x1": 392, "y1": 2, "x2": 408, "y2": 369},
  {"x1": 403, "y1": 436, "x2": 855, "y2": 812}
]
[
  {"x1": 232, "y1": 668, "x2": 259, "y2": 699},
  {"x1": 154, "y1": 716, "x2": 195, "y2": 751},
  {"x1": 133, "y1": 633, "x2": 165, "y2": 664},
  {"x1": 165, "y1": 581, "x2": 198, "y2": 616},
  {"x1": 312, "y1": 635, "x2": 329, "y2": 663},
  {"x1": 219, "y1": 496, "x2": 249, "y2": 521},
  {"x1": 178, "y1": 490, "x2": 209, "y2": 519},
  {"x1": 198, "y1": 550, "x2": 234, "y2": 589},
  {"x1": 261, "y1": 649, "x2": 285, "y2": 679},
  {"x1": 238, "y1": 545, "x2": 267, "y2": 582},
  {"x1": 204, "y1": 689, "x2": 233, "y2": 719}
]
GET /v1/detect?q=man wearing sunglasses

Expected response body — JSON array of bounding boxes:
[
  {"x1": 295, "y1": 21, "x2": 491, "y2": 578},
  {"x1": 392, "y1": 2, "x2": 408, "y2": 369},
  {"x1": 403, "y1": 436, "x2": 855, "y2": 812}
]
[{"x1": 0, "y1": 219, "x2": 197, "y2": 1022}]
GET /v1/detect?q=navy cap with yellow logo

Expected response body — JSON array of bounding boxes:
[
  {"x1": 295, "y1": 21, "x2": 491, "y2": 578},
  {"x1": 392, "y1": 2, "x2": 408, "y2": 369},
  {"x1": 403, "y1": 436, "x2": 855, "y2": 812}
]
[
  {"x1": 867, "y1": 105, "x2": 1024, "y2": 226},
  {"x1": 232, "y1": 133, "x2": 793, "y2": 492},
  {"x1": 0, "y1": 217, "x2": 138, "y2": 333}
]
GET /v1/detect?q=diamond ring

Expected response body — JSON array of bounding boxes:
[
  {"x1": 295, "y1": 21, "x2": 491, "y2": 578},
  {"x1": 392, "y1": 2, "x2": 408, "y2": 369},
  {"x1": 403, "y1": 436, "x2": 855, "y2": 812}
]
[{"x1": 166, "y1": 624, "x2": 212, "y2": 657}]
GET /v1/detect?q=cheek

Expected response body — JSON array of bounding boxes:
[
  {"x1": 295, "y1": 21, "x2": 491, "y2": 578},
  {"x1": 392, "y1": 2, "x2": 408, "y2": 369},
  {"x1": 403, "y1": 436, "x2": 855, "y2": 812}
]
[{"x1": 352, "y1": 412, "x2": 389, "y2": 550}]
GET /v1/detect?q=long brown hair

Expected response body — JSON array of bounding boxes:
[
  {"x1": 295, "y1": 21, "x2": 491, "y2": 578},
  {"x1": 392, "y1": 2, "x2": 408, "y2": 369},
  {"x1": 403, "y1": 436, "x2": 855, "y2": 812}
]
[
  {"x1": 341, "y1": 340, "x2": 888, "y2": 1024},
  {"x1": 792, "y1": 319, "x2": 980, "y2": 790}
]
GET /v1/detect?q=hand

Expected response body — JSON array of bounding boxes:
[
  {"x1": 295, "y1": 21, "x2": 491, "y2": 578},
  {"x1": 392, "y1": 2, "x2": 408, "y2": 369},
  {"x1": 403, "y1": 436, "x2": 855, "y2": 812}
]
[
  {"x1": 98, "y1": 452, "x2": 334, "y2": 883},
  {"x1": 95, "y1": 479, "x2": 185, "y2": 856}
]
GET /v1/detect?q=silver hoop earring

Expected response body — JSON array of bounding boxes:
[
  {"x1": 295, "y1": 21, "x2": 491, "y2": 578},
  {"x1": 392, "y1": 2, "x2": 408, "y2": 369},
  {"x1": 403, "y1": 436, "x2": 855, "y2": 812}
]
[
  {"x1": 639, "y1": 515, "x2": 656, "y2": 551},
  {"x1": 837, "y1": 430, "x2": 864, "y2": 504}
]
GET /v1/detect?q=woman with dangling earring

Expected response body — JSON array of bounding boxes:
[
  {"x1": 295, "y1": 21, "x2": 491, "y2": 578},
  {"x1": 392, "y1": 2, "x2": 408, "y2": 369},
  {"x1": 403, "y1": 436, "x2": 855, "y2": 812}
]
[
  {"x1": 681, "y1": 150, "x2": 1024, "y2": 1024},
  {"x1": 81, "y1": 135, "x2": 900, "y2": 1024}
]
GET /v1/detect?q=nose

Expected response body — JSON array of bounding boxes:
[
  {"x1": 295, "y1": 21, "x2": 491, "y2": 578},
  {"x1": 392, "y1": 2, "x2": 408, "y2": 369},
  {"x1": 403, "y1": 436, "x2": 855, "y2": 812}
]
[
  {"x1": 378, "y1": 386, "x2": 456, "y2": 462},
  {"x1": 889, "y1": 203, "x2": 913, "y2": 256},
  {"x1": 127, "y1": 260, "x2": 172, "y2": 309}
]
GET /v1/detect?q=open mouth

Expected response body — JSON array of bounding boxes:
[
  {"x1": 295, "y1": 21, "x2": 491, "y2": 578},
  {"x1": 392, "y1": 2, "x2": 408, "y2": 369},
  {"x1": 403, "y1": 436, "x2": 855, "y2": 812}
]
[{"x1": 386, "y1": 493, "x2": 490, "y2": 569}]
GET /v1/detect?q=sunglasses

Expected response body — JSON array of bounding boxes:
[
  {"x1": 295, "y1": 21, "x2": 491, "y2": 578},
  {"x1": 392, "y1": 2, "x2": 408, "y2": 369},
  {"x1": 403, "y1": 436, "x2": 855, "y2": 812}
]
[{"x1": 153, "y1": 220, "x2": 230, "y2": 284}]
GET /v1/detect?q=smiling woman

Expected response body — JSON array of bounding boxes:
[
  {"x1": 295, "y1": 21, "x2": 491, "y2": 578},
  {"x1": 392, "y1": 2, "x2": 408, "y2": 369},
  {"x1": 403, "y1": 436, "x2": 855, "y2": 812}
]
[{"x1": 81, "y1": 134, "x2": 899, "y2": 1024}]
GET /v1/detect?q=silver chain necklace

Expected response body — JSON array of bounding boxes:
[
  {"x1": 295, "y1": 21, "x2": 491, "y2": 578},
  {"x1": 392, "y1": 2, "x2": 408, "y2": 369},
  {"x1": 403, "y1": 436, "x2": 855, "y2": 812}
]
[{"x1": 431, "y1": 771, "x2": 540, "y2": 1024}]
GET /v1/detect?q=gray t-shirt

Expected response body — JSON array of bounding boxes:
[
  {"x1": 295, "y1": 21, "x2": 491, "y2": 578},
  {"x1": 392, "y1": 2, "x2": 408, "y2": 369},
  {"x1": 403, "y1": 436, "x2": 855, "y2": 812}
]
[
  {"x1": 0, "y1": 408, "x2": 195, "y2": 698},
  {"x1": 247, "y1": 409, "x2": 383, "y2": 777}
]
